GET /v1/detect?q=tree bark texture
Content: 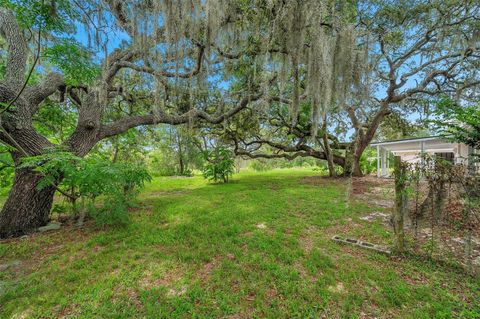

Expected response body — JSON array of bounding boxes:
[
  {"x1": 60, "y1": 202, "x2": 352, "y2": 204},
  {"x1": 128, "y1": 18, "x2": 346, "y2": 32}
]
[{"x1": 0, "y1": 167, "x2": 56, "y2": 237}]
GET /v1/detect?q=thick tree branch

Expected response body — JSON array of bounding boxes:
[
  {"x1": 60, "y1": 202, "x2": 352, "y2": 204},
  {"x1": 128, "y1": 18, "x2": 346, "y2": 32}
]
[
  {"x1": 24, "y1": 72, "x2": 65, "y2": 113},
  {"x1": 232, "y1": 137, "x2": 346, "y2": 166},
  {"x1": 99, "y1": 93, "x2": 262, "y2": 139},
  {"x1": 0, "y1": 9, "x2": 28, "y2": 90},
  {"x1": 115, "y1": 46, "x2": 205, "y2": 79}
]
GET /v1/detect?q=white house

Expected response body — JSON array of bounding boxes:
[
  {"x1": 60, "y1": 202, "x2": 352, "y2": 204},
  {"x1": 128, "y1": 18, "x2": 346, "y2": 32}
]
[{"x1": 371, "y1": 136, "x2": 475, "y2": 178}]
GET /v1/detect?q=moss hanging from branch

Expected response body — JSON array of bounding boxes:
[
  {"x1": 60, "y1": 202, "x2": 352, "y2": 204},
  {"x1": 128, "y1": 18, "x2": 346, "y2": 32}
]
[{"x1": 79, "y1": 0, "x2": 368, "y2": 132}]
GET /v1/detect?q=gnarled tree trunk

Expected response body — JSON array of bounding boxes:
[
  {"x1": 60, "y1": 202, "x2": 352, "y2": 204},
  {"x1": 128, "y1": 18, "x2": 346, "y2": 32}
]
[
  {"x1": 351, "y1": 142, "x2": 368, "y2": 177},
  {"x1": 345, "y1": 104, "x2": 392, "y2": 177},
  {"x1": 343, "y1": 145, "x2": 364, "y2": 177},
  {"x1": 322, "y1": 114, "x2": 336, "y2": 177},
  {"x1": 0, "y1": 167, "x2": 56, "y2": 238},
  {"x1": 351, "y1": 158, "x2": 363, "y2": 177}
]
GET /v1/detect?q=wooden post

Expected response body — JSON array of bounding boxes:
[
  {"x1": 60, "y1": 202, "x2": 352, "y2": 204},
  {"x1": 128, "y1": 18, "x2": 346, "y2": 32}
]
[
  {"x1": 393, "y1": 156, "x2": 407, "y2": 253},
  {"x1": 387, "y1": 150, "x2": 390, "y2": 171},
  {"x1": 467, "y1": 145, "x2": 476, "y2": 176}
]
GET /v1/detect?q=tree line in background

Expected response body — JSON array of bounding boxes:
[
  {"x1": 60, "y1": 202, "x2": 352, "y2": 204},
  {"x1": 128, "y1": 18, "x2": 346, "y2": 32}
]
[{"x1": 0, "y1": 0, "x2": 478, "y2": 237}]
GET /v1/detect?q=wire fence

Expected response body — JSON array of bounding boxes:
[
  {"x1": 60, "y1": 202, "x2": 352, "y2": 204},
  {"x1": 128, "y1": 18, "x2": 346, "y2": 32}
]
[{"x1": 393, "y1": 155, "x2": 480, "y2": 274}]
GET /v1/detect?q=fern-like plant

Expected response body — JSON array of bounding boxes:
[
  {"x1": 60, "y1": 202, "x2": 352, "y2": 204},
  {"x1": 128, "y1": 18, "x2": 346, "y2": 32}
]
[{"x1": 202, "y1": 147, "x2": 235, "y2": 183}]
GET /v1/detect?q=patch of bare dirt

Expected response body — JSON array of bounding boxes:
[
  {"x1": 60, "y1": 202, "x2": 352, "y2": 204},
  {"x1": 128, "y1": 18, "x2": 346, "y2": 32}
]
[
  {"x1": 299, "y1": 225, "x2": 318, "y2": 253},
  {"x1": 349, "y1": 178, "x2": 396, "y2": 222},
  {"x1": 352, "y1": 179, "x2": 369, "y2": 195},
  {"x1": 110, "y1": 283, "x2": 138, "y2": 309},
  {"x1": 412, "y1": 227, "x2": 480, "y2": 269},
  {"x1": 10, "y1": 309, "x2": 33, "y2": 319},
  {"x1": 126, "y1": 287, "x2": 142, "y2": 310},
  {"x1": 166, "y1": 285, "x2": 188, "y2": 297},
  {"x1": 250, "y1": 222, "x2": 276, "y2": 235},
  {"x1": 240, "y1": 231, "x2": 253, "y2": 238},
  {"x1": 55, "y1": 304, "x2": 79, "y2": 319},
  {"x1": 371, "y1": 199, "x2": 395, "y2": 208},
  {"x1": 351, "y1": 176, "x2": 393, "y2": 197},
  {"x1": 226, "y1": 308, "x2": 256, "y2": 319},
  {"x1": 197, "y1": 255, "x2": 223, "y2": 281},
  {"x1": 294, "y1": 261, "x2": 319, "y2": 283},
  {"x1": 139, "y1": 266, "x2": 184, "y2": 290},
  {"x1": 1, "y1": 224, "x2": 100, "y2": 278},
  {"x1": 255, "y1": 223, "x2": 267, "y2": 229},
  {"x1": 399, "y1": 272, "x2": 429, "y2": 286},
  {"x1": 327, "y1": 282, "x2": 345, "y2": 293},
  {"x1": 265, "y1": 288, "x2": 278, "y2": 299},
  {"x1": 302, "y1": 176, "x2": 395, "y2": 210},
  {"x1": 360, "y1": 212, "x2": 390, "y2": 223},
  {"x1": 323, "y1": 221, "x2": 363, "y2": 240}
]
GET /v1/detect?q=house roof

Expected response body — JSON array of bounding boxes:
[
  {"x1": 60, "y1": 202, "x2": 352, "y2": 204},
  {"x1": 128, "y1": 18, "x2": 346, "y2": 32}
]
[
  {"x1": 370, "y1": 136, "x2": 445, "y2": 147},
  {"x1": 371, "y1": 135, "x2": 465, "y2": 153}
]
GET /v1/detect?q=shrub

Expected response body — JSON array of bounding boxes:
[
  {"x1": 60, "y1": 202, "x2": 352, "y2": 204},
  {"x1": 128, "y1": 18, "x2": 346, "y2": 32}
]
[
  {"x1": 360, "y1": 148, "x2": 378, "y2": 175},
  {"x1": 202, "y1": 147, "x2": 235, "y2": 183},
  {"x1": 20, "y1": 151, "x2": 151, "y2": 226}
]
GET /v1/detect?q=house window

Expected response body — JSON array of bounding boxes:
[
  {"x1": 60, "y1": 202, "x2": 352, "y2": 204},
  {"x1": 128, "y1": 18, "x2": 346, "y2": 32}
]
[{"x1": 435, "y1": 152, "x2": 454, "y2": 163}]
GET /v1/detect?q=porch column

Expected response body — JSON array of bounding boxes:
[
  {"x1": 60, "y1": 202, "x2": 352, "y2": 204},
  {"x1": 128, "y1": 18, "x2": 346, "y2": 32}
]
[
  {"x1": 382, "y1": 148, "x2": 388, "y2": 177},
  {"x1": 377, "y1": 145, "x2": 381, "y2": 177},
  {"x1": 420, "y1": 141, "x2": 425, "y2": 170}
]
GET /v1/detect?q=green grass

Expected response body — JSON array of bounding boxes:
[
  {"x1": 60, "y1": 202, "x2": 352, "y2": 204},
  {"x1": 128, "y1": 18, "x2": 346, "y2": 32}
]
[{"x1": 1, "y1": 169, "x2": 479, "y2": 318}]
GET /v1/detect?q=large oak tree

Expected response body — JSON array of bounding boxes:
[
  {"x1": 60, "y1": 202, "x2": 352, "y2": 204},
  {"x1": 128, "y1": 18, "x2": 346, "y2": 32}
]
[
  {"x1": 0, "y1": 0, "x2": 262, "y2": 237},
  {"x1": 227, "y1": 0, "x2": 480, "y2": 176},
  {"x1": 0, "y1": 0, "x2": 361, "y2": 237}
]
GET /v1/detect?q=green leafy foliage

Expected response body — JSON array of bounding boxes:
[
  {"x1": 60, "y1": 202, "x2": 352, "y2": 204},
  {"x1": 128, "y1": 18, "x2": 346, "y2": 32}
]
[
  {"x1": 2, "y1": 1, "x2": 99, "y2": 85},
  {"x1": 202, "y1": 147, "x2": 235, "y2": 183},
  {"x1": 0, "y1": 145, "x2": 14, "y2": 195},
  {"x1": 379, "y1": 110, "x2": 424, "y2": 141},
  {"x1": 1, "y1": 0, "x2": 77, "y2": 32},
  {"x1": 148, "y1": 126, "x2": 204, "y2": 177},
  {"x1": 360, "y1": 148, "x2": 378, "y2": 175},
  {"x1": 248, "y1": 156, "x2": 320, "y2": 172},
  {"x1": 33, "y1": 99, "x2": 77, "y2": 143},
  {"x1": 249, "y1": 158, "x2": 276, "y2": 172},
  {"x1": 432, "y1": 98, "x2": 480, "y2": 150},
  {"x1": 43, "y1": 40, "x2": 100, "y2": 85},
  {"x1": 20, "y1": 150, "x2": 151, "y2": 226},
  {"x1": 19, "y1": 150, "x2": 80, "y2": 190}
]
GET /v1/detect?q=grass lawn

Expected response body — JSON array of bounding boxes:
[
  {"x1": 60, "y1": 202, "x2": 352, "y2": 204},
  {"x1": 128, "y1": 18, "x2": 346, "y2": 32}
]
[{"x1": 0, "y1": 169, "x2": 479, "y2": 318}]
